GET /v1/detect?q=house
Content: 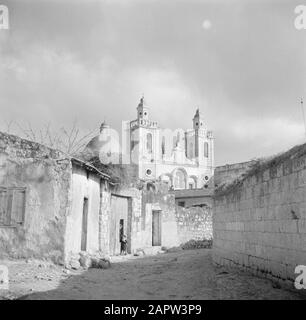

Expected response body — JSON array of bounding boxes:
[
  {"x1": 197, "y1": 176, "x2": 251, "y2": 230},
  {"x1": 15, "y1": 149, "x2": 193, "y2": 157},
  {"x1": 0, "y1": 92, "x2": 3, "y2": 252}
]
[{"x1": 0, "y1": 131, "x2": 117, "y2": 264}]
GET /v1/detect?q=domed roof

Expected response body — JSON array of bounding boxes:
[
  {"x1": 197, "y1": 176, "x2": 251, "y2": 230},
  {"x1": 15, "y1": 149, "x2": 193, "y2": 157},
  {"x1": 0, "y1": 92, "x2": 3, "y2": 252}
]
[{"x1": 100, "y1": 121, "x2": 110, "y2": 133}]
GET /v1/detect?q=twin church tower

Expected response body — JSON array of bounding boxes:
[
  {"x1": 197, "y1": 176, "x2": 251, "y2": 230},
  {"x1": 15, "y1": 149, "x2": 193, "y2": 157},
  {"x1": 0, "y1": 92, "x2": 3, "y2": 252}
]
[
  {"x1": 127, "y1": 96, "x2": 214, "y2": 189},
  {"x1": 87, "y1": 96, "x2": 214, "y2": 190}
]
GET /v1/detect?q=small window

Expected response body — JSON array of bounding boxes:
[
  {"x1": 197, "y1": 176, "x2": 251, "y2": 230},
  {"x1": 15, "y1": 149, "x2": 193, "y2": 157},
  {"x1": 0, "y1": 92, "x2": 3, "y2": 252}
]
[
  {"x1": 146, "y1": 169, "x2": 152, "y2": 176},
  {"x1": 144, "y1": 112, "x2": 147, "y2": 116},
  {"x1": 0, "y1": 187, "x2": 26, "y2": 226},
  {"x1": 178, "y1": 201, "x2": 185, "y2": 207},
  {"x1": 205, "y1": 176, "x2": 209, "y2": 181},
  {"x1": 189, "y1": 183, "x2": 194, "y2": 189}
]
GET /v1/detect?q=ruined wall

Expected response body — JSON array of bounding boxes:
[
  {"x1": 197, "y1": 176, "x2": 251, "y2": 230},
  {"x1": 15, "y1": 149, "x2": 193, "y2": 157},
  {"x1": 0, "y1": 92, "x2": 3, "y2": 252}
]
[
  {"x1": 141, "y1": 184, "x2": 179, "y2": 249},
  {"x1": 213, "y1": 145, "x2": 306, "y2": 287},
  {"x1": 0, "y1": 132, "x2": 72, "y2": 264},
  {"x1": 175, "y1": 206, "x2": 212, "y2": 244},
  {"x1": 141, "y1": 183, "x2": 213, "y2": 249}
]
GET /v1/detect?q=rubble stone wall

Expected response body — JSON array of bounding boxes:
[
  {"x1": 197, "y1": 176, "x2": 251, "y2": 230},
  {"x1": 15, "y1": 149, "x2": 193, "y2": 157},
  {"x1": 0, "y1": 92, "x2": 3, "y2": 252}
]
[{"x1": 175, "y1": 206, "x2": 213, "y2": 244}]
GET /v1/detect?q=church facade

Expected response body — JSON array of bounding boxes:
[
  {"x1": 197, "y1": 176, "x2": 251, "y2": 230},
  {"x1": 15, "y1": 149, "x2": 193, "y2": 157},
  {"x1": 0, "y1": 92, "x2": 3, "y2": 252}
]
[{"x1": 124, "y1": 97, "x2": 214, "y2": 190}]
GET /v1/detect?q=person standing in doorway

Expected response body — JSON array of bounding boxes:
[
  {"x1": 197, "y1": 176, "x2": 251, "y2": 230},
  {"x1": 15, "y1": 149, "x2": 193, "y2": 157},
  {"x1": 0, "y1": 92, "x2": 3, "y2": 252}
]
[{"x1": 120, "y1": 234, "x2": 127, "y2": 255}]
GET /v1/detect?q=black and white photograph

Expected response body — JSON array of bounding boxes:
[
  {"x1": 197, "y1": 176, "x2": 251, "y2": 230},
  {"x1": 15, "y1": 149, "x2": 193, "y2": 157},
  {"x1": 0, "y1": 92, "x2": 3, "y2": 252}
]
[{"x1": 0, "y1": 0, "x2": 306, "y2": 307}]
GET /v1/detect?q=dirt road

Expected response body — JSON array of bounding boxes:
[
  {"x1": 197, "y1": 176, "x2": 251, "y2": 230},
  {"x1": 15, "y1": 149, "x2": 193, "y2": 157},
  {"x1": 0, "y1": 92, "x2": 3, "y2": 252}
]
[{"x1": 0, "y1": 249, "x2": 303, "y2": 300}]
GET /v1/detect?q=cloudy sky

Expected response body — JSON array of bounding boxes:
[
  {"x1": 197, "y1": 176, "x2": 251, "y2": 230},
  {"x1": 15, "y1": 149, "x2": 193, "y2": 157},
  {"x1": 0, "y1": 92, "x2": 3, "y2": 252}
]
[{"x1": 0, "y1": 0, "x2": 306, "y2": 165}]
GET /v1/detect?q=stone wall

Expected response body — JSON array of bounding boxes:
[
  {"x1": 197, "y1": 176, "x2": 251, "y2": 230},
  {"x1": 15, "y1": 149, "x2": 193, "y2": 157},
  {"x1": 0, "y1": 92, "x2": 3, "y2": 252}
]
[
  {"x1": 140, "y1": 183, "x2": 213, "y2": 249},
  {"x1": 213, "y1": 144, "x2": 306, "y2": 288},
  {"x1": 175, "y1": 206, "x2": 212, "y2": 244}
]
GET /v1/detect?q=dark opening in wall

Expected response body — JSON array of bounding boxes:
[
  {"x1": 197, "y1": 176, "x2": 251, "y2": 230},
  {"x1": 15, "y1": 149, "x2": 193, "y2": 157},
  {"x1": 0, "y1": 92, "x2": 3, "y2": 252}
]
[{"x1": 178, "y1": 201, "x2": 185, "y2": 207}]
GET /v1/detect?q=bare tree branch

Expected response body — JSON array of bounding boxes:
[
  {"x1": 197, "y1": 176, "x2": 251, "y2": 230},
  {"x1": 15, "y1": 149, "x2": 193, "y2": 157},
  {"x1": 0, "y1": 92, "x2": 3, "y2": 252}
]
[{"x1": 4, "y1": 120, "x2": 97, "y2": 156}]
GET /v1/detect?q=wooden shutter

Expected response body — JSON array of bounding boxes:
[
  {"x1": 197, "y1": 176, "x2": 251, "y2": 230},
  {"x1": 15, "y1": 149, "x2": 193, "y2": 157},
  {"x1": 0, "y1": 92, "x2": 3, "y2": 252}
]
[
  {"x1": 5, "y1": 189, "x2": 13, "y2": 225},
  {"x1": 0, "y1": 187, "x2": 26, "y2": 226}
]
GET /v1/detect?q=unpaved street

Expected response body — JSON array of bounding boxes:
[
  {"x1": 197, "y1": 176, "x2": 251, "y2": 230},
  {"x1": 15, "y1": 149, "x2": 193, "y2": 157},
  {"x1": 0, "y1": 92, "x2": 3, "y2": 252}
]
[{"x1": 0, "y1": 249, "x2": 303, "y2": 300}]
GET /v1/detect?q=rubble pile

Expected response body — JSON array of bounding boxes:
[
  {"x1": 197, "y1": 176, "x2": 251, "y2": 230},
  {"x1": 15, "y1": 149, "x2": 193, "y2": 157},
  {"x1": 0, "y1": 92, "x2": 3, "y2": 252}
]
[
  {"x1": 180, "y1": 239, "x2": 212, "y2": 250},
  {"x1": 67, "y1": 251, "x2": 111, "y2": 270}
]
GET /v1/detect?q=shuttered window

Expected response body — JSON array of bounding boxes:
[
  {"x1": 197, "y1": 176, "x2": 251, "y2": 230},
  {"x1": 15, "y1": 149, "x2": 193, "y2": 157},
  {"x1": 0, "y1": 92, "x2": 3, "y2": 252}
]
[{"x1": 0, "y1": 187, "x2": 26, "y2": 226}]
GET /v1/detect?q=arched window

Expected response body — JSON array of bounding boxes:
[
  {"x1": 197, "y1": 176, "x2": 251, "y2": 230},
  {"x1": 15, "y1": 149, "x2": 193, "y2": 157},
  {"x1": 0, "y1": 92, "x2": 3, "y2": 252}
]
[
  {"x1": 147, "y1": 133, "x2": 152, "y2": 153},
  {"x1": 204, "y1": 142, "x2": 209, "y2": 158}
]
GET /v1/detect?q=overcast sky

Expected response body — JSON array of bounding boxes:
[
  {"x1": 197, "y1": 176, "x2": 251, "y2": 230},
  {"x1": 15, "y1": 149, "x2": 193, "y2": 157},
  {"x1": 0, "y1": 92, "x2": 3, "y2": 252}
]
[{"x1": 1, "y1": 0, "x2": 306, "y2": 165}]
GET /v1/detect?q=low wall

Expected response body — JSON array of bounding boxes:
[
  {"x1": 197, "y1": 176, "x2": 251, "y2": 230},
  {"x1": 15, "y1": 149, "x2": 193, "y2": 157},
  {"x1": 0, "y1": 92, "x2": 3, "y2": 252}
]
[
  {"x1": 213, "y1": 144, "x2": 306, "y2": 288},
  {"x1": 138, "y1": 183, "x2": 213, "y2": 250},
  {"x1": 175, "y1": 206, "x2": 212, "y2": 244}
]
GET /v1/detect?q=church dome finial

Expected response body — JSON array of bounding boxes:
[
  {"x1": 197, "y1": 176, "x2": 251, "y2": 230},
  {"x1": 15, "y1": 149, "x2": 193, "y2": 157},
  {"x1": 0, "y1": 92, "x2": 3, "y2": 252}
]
[
  {"x1": 100, "y1": 120, "x2": 110, "y2": 133},
  {"x1": 138, "y1": 94, "x2": 146, "y2": 107}
]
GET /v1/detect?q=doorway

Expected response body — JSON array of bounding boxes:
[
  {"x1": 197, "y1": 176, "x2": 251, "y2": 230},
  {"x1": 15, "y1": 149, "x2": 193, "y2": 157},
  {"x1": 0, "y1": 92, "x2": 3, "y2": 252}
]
[
  {"x1": 81, "y1": 197, "x2": 88, "y2": 251},
  {"x1": 152, "y1": 210, "x2": 162, "y2": 246},
  {"x1": 110, "y1": 195, "x2": 129, "y2": 255}
]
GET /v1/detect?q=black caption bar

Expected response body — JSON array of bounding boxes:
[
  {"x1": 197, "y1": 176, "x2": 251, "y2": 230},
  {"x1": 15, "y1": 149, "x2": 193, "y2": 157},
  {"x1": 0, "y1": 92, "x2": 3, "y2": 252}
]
[{"x1": 3, "y1": 300, "x2": 305, "y2": 318}]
